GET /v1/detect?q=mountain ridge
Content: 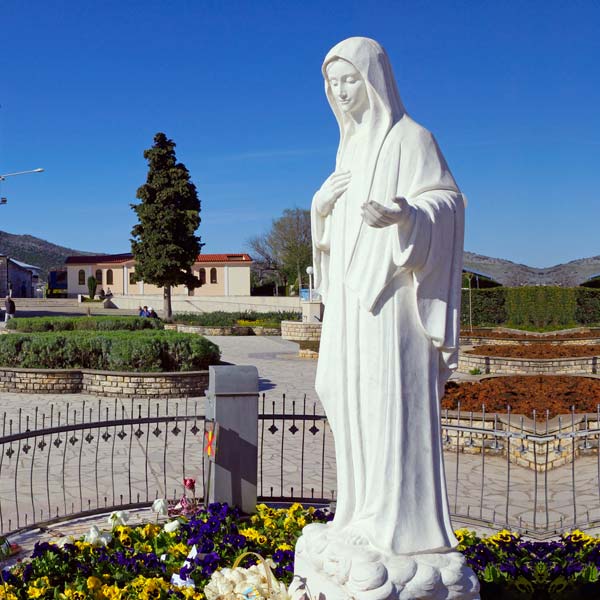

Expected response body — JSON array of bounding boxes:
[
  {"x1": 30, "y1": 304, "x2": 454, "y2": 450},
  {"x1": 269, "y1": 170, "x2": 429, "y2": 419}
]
[
  {"x1": 0, "y1": 230, "x2": 95, "y2": 279},
  {"x1": 1, "y1": 230, "x2": 598, "y2": 286}
]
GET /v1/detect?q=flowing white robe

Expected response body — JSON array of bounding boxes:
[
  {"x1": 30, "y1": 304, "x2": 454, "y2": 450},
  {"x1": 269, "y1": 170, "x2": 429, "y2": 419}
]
[{"x1": 312, "y1": 114, "x2": 464, "y2": 556}]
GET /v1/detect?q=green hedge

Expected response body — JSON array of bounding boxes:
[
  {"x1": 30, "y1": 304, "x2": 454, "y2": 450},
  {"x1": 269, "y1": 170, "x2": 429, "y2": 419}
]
[
  {"x1": 0, "y1": 331, "x2": 220, "y2": 372},
  {"x1": 460, "y1": 288, "x2": 507, "y2": 326},
  {"x1": 461, "y1": 287, "x2": 600, "y2": 329},
  {"x1": 172, "y1": 311, "x2": 301, "y2": 326},
  {"x1": 505, "y1": 286, "x2": 578, "y2": 329},
  {"x1": 576, "y1": 288, "x2": 600, "y2": 324},
  {"x1": 6, "y1": 316, "x2": 163, "y2": 332}
]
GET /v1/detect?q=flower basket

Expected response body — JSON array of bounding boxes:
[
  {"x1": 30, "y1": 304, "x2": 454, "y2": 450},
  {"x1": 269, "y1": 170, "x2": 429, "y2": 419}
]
[{"x1": 204, "y1": 551, "x2": 290, "y2": 600}]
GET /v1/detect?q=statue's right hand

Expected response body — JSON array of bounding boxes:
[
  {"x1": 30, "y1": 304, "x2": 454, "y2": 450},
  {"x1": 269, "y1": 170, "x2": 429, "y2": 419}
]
[{"x1": 314, "y1": 171, "x2": 351, "y2": 216}]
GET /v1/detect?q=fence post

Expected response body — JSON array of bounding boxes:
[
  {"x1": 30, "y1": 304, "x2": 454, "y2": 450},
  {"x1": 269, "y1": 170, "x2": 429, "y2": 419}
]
[{"x1": 205, "y1": 365, "x2": 258, "y2": 514}]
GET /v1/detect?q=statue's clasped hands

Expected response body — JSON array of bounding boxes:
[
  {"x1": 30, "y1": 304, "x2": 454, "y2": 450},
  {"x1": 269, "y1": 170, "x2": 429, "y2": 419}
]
[
  {"x1": 314, "y1": 171, "x2": 352, "y2": 216},
  {"x1": 362, "y1": 197, "x2": 412, "y2": 228}
]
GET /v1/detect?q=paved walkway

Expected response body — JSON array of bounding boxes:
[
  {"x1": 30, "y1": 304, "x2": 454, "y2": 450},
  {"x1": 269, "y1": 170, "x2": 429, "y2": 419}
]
[{"x1": 2, "y1": 334, "x2": 600, "y2": 559}]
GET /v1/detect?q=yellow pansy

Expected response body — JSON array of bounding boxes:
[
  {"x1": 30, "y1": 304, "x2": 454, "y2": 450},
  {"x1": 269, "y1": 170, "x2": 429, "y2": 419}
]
[
  {"x1": 239, "y1": 528, "x2": 259, "y2": 540},
  {"x1": 141, "y1": 523, "x2": 160, "y2": 539},
  {"x1": 287, "y1": 503, "x2": 303, "y2": 515},
  {"x1": 101, "y1": 585, "x2": 124, "y2": 600},
  {"x1": 297, "y1": 516, "x2": 307, "y2": 527},
  {"x1": 62, "y1": 590, "x2": 86, "y2": 600},
  {"x1": 75, "y1": 541, "x2": 93, "y2": 551},
  {"x1": 0, "y1": 586, "x2": 18, "y2": 600},
  {"x1": 87, "y1": 576, "x2": 102, "y2": 591},
  {"x1": 277, "y1": 543, "x2": 293, "y2": 551},
  {"x1": 27, "y1": 577, "x2": 50, "y2": 599},
  {"x1": 139, "y1": 578, "x2": 167, "y2": 600},
  {"x1": 169, "y1": 542, "x2": 189, "y2": 557}
]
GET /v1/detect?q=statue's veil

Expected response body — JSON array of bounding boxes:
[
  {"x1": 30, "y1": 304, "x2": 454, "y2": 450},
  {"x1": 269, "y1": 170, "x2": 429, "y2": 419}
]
[{"x1": 322, "y1": 37, "x2": 406, "y2": 170}]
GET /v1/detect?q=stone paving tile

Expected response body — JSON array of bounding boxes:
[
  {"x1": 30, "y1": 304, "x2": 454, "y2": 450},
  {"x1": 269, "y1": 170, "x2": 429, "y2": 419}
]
[{"x1": 2, "y1": 334, "x2": 600, "y2": 549}]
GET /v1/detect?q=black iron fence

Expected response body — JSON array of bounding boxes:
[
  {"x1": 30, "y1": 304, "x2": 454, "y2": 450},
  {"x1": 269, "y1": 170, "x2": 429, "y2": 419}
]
[
  {"x1": 3, "y1": 394, "x2": 600, "y2": 538},
  {"x1": 257, "y1": 394, "x2": 333, "y2": 505},
  {"x1": 0, "y1": 398, "x2": 206, "y2": 535}
]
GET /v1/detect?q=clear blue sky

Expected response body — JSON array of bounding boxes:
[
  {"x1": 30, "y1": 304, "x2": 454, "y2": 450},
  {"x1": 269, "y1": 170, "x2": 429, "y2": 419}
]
[{"x1": 1, "y1": 0, "x2": 598, "y2": 267}]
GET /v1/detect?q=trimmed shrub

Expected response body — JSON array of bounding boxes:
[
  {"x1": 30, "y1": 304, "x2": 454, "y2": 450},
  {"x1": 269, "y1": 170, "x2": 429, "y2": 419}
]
[
  {"x1": 461, "y1": 287, "x2": 600, "y2": 330},
  {"x1": 172, "y1": 311, "x2": 301, "y2": 326},
  {"x1": 460, "y1": 288, "x2": 507, "y2": 326},
  {"x1": 0, "y1": 331, "x2": 220, "y2": 372},
  {"x1": 505, "y1": 286, "x2": 577, "y2": 329},
  {"x1": 576, "y1": 288, "x2": 600, "y2": 325},
  {"x1": 6, "y1": 316, "x2": 163, "y2": 333}
]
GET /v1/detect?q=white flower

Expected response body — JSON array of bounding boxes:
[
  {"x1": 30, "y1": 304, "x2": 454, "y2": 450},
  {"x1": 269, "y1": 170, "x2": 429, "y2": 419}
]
[
  {"x1": 171, "y1": 573, "x2": 196, "y2": 589},
  {"x1": 152, "y1": 498, "x2": 168, "y2": 516},
  {"x1": 108, "y1": 510, "x2": 129, "y2": 528},
  {"x1": 51, "y1": 535, "x2": 75, "y2": 549},
  {"x1": 84, "y1": 525, "x2": 112, "y2": 547},
  {"x1": 164, "y1": 519, "x2": 181, "y2": 533}
]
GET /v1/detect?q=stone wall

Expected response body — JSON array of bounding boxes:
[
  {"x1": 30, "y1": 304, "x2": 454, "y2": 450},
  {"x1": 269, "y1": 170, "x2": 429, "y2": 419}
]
[
  {"x1": 165, "y1": 324, "x2": 280, "y2": 336},
  {"x1": 111, "y1": 294, "x2": 301, "y2": 314},
  {"x1": 461, "y1": 336, "x2": 600, "y2": 347},
  {"x1": 0, "y1": 367, "x2": 209, "y2": 398},
  {"x1": 281, "y1": 321, "x2": 322, "y2": 342},
  {"x1": 458, "y1": 352, "x2": 600, "y2": 375},
  {"x1": 443, "y1": 411, "x2": 596, "y2": 471}
]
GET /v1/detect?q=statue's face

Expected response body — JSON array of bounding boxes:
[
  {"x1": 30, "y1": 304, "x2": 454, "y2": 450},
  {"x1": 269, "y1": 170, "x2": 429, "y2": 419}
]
[{"x1": 326, "y1": 59, "x2": 368, "y2": 118}]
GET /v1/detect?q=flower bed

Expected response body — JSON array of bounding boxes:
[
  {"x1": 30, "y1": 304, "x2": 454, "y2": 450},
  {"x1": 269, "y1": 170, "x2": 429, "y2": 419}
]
[
  {"x1": 442, "y1": 376, "x2": 600, "y2": 416},
  {"x1": 4, "y1": 501, "x2": 600, "y2": 598},
  {"x1": 0, "y1": 503, "x2": 331, "y2": 599},
  {"x1": 458, "y1": 528, "x2": 600, "y2": 599},
  {"x1": 173, "y1": 312, "x2": 301, "y2": 328}
]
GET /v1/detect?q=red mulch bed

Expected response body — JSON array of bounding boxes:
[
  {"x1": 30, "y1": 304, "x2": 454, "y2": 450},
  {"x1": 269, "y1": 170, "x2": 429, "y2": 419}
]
[
  {"x1": 465, "y1": 344, "x2": 600, "y2": 359},
  {"x1": 461, "y1": 328, "x2": 600, "y2": 340},
  {"x1": 442, "y1": 376, "x2": 600, "y2": 417}
]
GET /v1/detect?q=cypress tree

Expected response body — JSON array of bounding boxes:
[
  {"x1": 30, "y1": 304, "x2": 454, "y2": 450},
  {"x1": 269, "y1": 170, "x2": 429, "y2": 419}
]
[{"x1": 131, "y1": 133, "x2": 202, "y2": 319}]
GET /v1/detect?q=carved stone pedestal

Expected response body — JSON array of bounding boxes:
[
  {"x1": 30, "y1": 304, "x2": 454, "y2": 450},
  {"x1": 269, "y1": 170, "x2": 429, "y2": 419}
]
[{"x1": 290, "y1": 524, "x2": 480, "y2": 600}]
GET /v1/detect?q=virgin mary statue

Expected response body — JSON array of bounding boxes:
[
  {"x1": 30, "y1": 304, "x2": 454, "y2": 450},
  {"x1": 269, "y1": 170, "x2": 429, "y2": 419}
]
[{"x1": 293, "y1": 37, "x2": 478, "y2": 599}]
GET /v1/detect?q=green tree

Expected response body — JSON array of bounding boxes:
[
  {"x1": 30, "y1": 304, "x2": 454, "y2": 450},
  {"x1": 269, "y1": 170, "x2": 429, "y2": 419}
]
[
  {"x1": 248, "y1": 208, "x2": 311, "y2": 294},
  {"x1": 87, "y1": 275, "x2": 97, "y2": 300},
  {"x1": 131, "y1": 133, "x2": 202, "y2": 319}
]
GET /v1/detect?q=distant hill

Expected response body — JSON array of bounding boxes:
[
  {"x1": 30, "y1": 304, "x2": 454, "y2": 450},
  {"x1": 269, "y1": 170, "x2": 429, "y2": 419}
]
[
  {"x1": 463, "y1": 252, "x2": 600, "y2": 287},
  {"x1": 0, "y1": 231, "x2": 95, "y2": 280},
  {"x1": 1, "y1": 229, "x2": 598, "y2": 287}
]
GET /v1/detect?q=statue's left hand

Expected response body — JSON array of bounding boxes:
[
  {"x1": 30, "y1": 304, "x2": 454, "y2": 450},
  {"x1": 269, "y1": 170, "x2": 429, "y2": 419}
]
[{"x1": 362, "y1": 197, "x2": 412, "y2": 228}]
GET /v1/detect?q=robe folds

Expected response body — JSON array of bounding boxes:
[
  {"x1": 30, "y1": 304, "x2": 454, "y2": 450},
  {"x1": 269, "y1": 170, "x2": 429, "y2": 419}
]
[{"x1": 311, "y1": 112, "x2": 465, "y2": 555}]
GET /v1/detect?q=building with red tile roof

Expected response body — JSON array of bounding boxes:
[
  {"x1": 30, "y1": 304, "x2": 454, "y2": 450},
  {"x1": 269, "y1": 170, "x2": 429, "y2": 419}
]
[{"x1": 65, "y1": 252, "x2": 253, "y2": 297}]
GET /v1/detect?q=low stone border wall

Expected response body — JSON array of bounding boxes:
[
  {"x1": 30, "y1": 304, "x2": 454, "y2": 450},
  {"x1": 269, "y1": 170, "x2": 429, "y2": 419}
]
[
  {"x1": 458, "y1": 351, "x2": 600, "y2": 375},
  {"x1": 281, "y1": 320, "x2": 322, "y2": 342},
  {"x1": 443, "y1": 410, "x2": 597, "y2": 471},
  {"x1": 0, "y1": 367, "x2": 209, "y2": 398},
  {"x1": 165, "y1": 324, "x2": 281, "y2": 336},
  {"x1": 461, "y1": 336, "x2": 600, "y2": 347}
]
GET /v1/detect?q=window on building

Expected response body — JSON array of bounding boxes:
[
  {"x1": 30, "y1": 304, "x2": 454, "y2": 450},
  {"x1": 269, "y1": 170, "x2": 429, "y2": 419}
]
[
  {"x1": 210, "y1": 268, "x2": 217, "y2": 284},
  {"x1": 129, "y1": 272, "x2": 136, "y2": 285},
  {"x1": 106, "y1": 269, "x2": 113, "y2": 285},
  {"x1": 199, "y1": 268, "x2": 206, "y2": 285},
  {"x1": 78, "y1": 270, "x2": 85, "y2": 285},
  {"x1": 95, "y1": 269, "x2": 103, "y2": 284}
]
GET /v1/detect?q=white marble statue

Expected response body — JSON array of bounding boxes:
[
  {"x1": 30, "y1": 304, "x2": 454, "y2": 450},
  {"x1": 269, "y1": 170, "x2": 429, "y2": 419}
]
[{"x1": 291, "y1": 37, "x2": 480, "y2": 600}]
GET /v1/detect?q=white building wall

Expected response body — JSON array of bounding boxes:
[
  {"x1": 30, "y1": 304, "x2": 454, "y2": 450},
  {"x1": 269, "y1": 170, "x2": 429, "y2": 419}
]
[{"x1": 227, "y1": 265, "x2": 251, "y2": 295}]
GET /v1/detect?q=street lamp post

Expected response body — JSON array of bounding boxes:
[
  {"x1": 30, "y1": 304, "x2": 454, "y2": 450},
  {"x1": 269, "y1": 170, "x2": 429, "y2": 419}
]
[
  {"x1": 0, "y1": 168, "x2": 44, "y2": 181},
  {"x1": 306, "y1": 266, "x2": 314, "y2": 301},
  {"x1": 0, "y1": 168, "x2": 44, "y2": 205}
]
